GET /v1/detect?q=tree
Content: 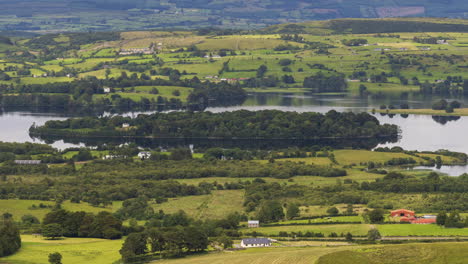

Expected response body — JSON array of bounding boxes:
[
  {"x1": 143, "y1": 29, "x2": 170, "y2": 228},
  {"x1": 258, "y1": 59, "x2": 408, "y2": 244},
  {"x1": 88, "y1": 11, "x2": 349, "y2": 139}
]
[
  {"x1": 214, "y1": 235, "x2": 233, "y2": 249},
  {"x1": 256, "y1": 65, "x2": 267, "y2": 78},
  {"x1": 21, "y1": 214, "x2": 40, "y2": 225},
  {"x1": 48, "y1": 252, "x2": 62, "y2": 264},
  {"x1": 367, "y1": 228, "x2": 381, "y2": 241},
  {"x1": 326, "y1": 207, "x2": 339, "y2": 216},
  {"x1": 257, "y1": 200, "x2": 284, "y2": 223},
  {"x1": 0, "y1": 220, "x2": 21, "y2": 257},
  {"x1": 147, "y1": 228, "x2": 165, "y2": 253},
  {"x1": 119, "y1": 232, "x2": 148, "y2": 262},
  {"x1": 184, "y1": 226, "x2": 208, "y2": 252},
  {"x1": 286, "y1": 203, "x2": 300, "y2": 220},
  {"x1": 346, "y1": 204, "x2": 354, "y2": 215},
  {"x1": 436, "y1": 211, "x2": 447, "y2": 226},
  {"x1": 42, "y1": 223, "x2": 63, "y2": 239},
  {"x1": 345, "y1": 232, "x2": 353, "y2": 241},
  {"x1": 365, "y1": 209, "x2": 385, "y2": 224}
]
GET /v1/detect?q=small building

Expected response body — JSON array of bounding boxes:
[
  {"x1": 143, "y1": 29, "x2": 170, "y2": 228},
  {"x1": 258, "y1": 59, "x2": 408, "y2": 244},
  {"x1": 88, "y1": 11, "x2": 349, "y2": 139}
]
[
  {"x1": 14, "y1": 160, "x2": 41, "y2": 165},
  {"x1": 248, "y1": 220, "x2": 260, "y2": 228},
  {"x1": 103, "y1": 155, "x2": 127, "y2": 160},
  {"x1": 103, "y1": 87, "x2": 112, "y2": 93},
  {"x1": 138, "y1": 152, "x2": 152, "y2": 160},
  {"x1": 391, "y1": 209, "x2": 415, "y2": 218},
  {"x1": 241, "y1": 238, "x2": 271, "y2": 248},
  {"x1": 122, "y1": 123, "x2": 130, "y2": 128}
]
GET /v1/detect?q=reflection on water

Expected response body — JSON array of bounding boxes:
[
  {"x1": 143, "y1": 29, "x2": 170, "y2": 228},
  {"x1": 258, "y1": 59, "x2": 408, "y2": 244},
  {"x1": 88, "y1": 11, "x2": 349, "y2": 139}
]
[
  {"x1": 431, "y1": 116, "x2": 461, "y2": 125},
  {"x1": 2, "y1": 93, "x2": 468, "y2": 152},
  {"x1": 410, "y1": 165, "x2": 468, "y2": 176}
]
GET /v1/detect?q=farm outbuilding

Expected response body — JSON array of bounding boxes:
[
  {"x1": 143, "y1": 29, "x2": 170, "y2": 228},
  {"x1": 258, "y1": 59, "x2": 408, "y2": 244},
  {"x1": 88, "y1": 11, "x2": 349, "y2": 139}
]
[
  {"x1": 391, "y1": 209, "x2": 415, "y2": 218},
  {"x1": 14, "y1": 160, "x2": 41, "y2": 165},
  {"x1": 248, "y1": 220, "x2": 259, "y2": 228}
]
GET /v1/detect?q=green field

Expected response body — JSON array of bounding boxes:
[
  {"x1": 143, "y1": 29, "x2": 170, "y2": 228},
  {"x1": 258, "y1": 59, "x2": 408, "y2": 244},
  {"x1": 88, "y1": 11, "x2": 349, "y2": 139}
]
[
  {"x1": 152, "y1": 190, "x2": 244, "y2": 220},
  {"x1": 0, "y1": 200, "x2": 120, "y2": 221},
  {"x1": 243, "y1": 224, "x2": 372, "y2": 236},
  {"x1": 317, "y1": 242, "x2": 468, "y2": 264},
  {"x1": 155, "y1": 242, "x2": 468, "y2": 264},
  {"x1": 1, "y1": 235, "x2": 124, "y2": 264},
  {"x1": 377, "y1": 224, "x2": 468, "y2": 237}
]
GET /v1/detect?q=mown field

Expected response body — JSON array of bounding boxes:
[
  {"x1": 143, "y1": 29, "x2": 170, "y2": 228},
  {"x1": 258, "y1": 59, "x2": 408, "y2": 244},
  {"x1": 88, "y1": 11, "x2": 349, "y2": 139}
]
[
  {"x1": 154, "y1": 242, "x2": 468, "y2": 264},
  {"x1": 1, "y1": 235, "x2": 124, "y2": 264},
  {"x1": 317, "y1": 242, "x2": 468, "y2": 264}
]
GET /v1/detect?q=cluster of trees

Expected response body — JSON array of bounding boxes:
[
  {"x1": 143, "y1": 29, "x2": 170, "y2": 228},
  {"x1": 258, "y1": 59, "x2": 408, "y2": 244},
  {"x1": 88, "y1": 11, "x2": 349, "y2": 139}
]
[
  {"x1": 341, "y1": 39, "x2": 368, "y2": 46},
  {"x1": 1, "y1": 73, "x2": 246, "y2": 111},
  {"x1": 413, "y1": 37, "x2": 448, "y2": 44},
  {"x1": 0, "y1": 219, "x2": 21, "y2": 257},
  {"x1": 120, "y1": 226, "x2": 209, "y2": 262},
  {"x1": 32, "y1": 110, "x2": 399, "y2": 141},
  {"x1": 419, "y1": 78, "x2": 468, "y2": 96},
  {"x1": 436, "y1": 211, "x2": 468, "y2": 228},
  {"x1": 362, "y1": 172, "x2": 468, "y2": 193},
  {"x1": 42, "y1": 209, "x2": 123, "y2": 239},
  {"x1": 120, "y1": 210, "x2": 241, "y2": 262},
  {"x1": 432, "y1": 99, "x2": 461, "y2": 113},
  {"x1": 303, "y1": 73, "x2": 347, "y2": 92}
]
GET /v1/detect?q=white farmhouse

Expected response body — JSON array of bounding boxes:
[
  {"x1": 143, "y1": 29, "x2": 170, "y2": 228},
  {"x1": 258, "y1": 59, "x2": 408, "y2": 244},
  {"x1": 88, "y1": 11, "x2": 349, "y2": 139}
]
[{"x1": 241, "y1": 238, "x2": 271, "y2": 248}]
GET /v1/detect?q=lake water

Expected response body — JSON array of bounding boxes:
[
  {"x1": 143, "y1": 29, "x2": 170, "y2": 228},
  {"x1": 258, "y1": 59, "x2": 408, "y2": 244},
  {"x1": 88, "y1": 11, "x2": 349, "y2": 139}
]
[
  {"x1": 409, "y1": 165, "x2": 468, "y2": 176},
  {"x1": 2, "y1": 93, "x2": 468, "y2": 154}
]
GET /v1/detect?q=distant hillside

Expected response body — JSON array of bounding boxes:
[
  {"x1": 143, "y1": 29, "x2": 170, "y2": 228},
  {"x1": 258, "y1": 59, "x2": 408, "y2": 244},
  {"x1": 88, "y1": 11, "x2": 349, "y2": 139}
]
[
  {"x1": 263, "y1": 18, "x2": 468, "y2": 35},
  {"x1": 2, "y1": 0, "x2": 468, "y2": 32}
]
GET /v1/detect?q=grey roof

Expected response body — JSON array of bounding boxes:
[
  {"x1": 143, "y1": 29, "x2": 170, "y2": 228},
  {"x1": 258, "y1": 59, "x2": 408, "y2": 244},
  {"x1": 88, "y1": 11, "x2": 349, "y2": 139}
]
[
  {"x1": 14, "y1": 160, "x2": 41, "y2": 165},
  {"x1": 242, "y1": 238, "x2": 270, "y2": 244}
]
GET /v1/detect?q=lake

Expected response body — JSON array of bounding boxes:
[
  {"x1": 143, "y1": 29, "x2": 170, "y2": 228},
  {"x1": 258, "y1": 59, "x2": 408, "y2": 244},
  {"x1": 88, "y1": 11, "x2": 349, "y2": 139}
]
[{"x1": 2, "y1": 93, "x2": 468, "y2": 153}]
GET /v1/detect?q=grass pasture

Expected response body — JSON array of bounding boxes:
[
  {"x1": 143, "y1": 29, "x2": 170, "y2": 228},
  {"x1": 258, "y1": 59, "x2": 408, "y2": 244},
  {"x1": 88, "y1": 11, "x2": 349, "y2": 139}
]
[
  {"x1": 317, "y1": 242, "x2": 468, "y2": 264},
  {"x1": 243, "y1": 224, "x2": 371, "y2": 236},
  {"x1": 0, "y1": 200, "x2": 119, "y2": 221},
  {"x1": 156, "y1": 245, "x2": 364, "y2": 264},
  {"x1": 1, "y1": 235, "x2": 124, "y2": 264},
  {"x1": 377, "y1": 224, "x2": 468, "y2": 237},
  {"x1": 152, "y1": 190, "x2": 244, "y2": 220}
]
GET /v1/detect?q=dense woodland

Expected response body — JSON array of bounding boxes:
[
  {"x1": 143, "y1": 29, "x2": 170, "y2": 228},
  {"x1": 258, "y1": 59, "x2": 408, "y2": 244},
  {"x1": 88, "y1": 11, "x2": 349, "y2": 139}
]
[{"x1": 30, "y1": 110, "x2": 399, "y2": 140}]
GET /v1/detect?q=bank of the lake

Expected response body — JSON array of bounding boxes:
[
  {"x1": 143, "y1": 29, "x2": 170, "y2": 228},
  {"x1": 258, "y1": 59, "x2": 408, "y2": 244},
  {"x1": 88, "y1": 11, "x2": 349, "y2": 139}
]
[{"x1": 375, "y1": 108, "x2": 468, "y2": 116}]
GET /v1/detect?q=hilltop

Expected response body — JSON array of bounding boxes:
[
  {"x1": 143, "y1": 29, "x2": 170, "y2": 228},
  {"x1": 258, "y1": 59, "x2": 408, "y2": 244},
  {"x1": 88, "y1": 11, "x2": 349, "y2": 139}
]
[{"x1": 2, "y1": 0, "x2": 468, "y2": 32}]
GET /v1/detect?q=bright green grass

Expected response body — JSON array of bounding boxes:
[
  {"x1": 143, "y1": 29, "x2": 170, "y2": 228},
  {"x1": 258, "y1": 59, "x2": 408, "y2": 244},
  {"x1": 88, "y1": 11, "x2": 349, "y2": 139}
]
[
  {"x1": 152, "y1": 190, "x2": 244, "y2": 220},
  {"x1": 2, "y1": 235, "x2": 124, "y2": 264},
  {"x1": 317, "y1": 242, "x2": 468, "y2": 264},
  {"x1": 377, "y1": 224, "x2": 468, "y2": 236},
  {"x1": 61, "y1": 150, "x2": 109, "y2": 159},
  {"x1": 244, "y1": 224, "x2": 371, "y2": 236},
  {"x1": 0, "y1": 200, "x2": 120, "y2": 221},
  {"x1": 273, "y1": 216, "x2": 363, "y2": 225}
]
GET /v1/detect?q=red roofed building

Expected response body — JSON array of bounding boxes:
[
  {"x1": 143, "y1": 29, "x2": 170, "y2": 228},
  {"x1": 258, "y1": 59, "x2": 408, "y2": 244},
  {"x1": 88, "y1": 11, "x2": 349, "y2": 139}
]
[
  {"x1": 399, "y1": 216, "x2": 416, "y2": 222},
  {"x1": 411, "y1": 218, "x2": 437, "y2": 224},
  {"x1": 390, "y1": 209, "x2": 415, "y2": 218}
]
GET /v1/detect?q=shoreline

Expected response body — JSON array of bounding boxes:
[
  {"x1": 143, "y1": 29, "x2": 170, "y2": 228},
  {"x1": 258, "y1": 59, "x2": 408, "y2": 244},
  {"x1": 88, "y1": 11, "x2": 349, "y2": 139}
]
[{"x1": 374, "y1": 108, "x2": 468, "y2": 117}]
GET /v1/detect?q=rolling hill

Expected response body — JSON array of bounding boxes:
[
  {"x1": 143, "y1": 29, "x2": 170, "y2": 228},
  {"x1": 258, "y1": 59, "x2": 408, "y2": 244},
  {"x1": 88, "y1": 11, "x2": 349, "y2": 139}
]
[{"x1": 2, "y1": 0, "x2": 468, "y2": 32}]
